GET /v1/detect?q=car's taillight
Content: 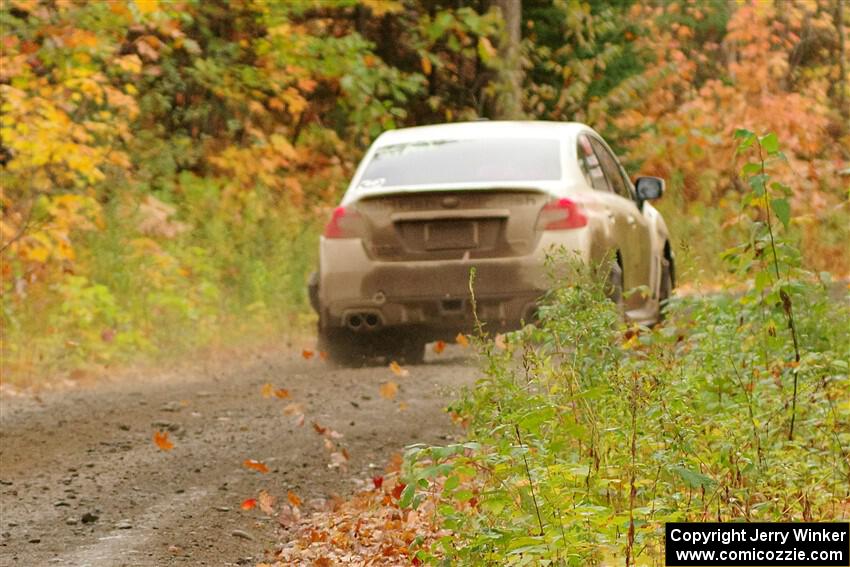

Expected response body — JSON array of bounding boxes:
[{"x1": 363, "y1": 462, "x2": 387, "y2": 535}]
[
  {"x1": 537, "y1": 198, "x2": 588, "y2": 230},
  {"x1": 323, "y1": 206, "x2": 361, "y2": 238}
]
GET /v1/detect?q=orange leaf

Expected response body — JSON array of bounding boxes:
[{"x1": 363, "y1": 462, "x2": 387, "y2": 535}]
[
  {"x1": 241, "y1": 498, "x2": 257, "y2": 511},
  {"x1": 420, "y1": 56, "x2": 433, "y2": 76},
  {"x1": 302, "y1": 349, "x2": 314, "y2": 360},
  {"x1": 379, "y1": 381, "x2": 398, "y2": 400},
  {"x1": 243, "y1": 459, "x2": 269, "y2": 473},
  {"x1": 313, "y1": 422, "x2": 327, "y2": 435},
  {"x1": 287, "y1": 491, "x2": 302, "y2": 508},
  {"x1": 260, "y1": 383, "x2": 274, "y2": 398},
  {"x1": 274, "y1": 388, "x2": 290, "y2": 399},
  {"x1": 283, "y1": 402, "x2": 303, "y2": 416},
  {"x1": 455, "y1": 333, "x2": 469, "y2": 347},
  {"x1": 258, "y1": 490, "x2": 276, "y2": 514},
  {"x1": 433, "y1": 340, "x2": 446, "y2": 354},
  {"x1": 389, "y1": 361, "x2": 409, "y2": 377},
  {"x1": 153, "y1": 430, "x2": 174, "y2": 451},
  {"x1": 391, "y1": 482, "x2": 406, "y2": 500}
]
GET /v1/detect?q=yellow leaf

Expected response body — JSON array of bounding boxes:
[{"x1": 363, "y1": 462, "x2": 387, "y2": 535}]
[
  {"x1": 379, "y1": 381, "x2": 398, "y2": 400},
  {"x1": 421, "y1": 56, "x2": 432, "y2": 76},
  {"x1": 260, "y1": 383, "x2": 274, "y2": 398},
  {"x1": 134, "y1": 0, "x2": 158, "y2": 15},
  {"x1": 389, "y1": 360, "x2": 409, "y2": 377},
  {"x1": 361, "y1": 0, "x2": 404, "y2": 16},
  {"x1": 455, "y1": 333, "x2": 469, "y2": 347}
]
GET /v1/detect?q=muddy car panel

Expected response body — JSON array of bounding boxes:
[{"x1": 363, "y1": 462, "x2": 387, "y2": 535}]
[{"x1": 315, "y1": 121, "x2": 672, "y2": 344}]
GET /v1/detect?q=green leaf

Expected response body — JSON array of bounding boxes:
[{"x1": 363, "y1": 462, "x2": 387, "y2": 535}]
[
  {"x1": 747, "y1": 174, "x2": 768, "y2": 196},
  {"x1": 672, "y1": 465, "x2": 716, "y2": 489},
  {"x1": 443, "y1": 475, "x2": 460, "y2": 491},
  {"x1": 754, "y1": 270, "x2": 772, "y2": 293},
  {"x1": 770, "y1": 198, "x2": 791, "y2": 229},
  {"x1": 399, "y1": 482, "x2": 417, "y2": 509},
  {"x1": 741, "y1": 162, "x2": 761, "y2": 176},
  {"x1": 760, "y1": 132, "x2": 779, "y2": 154}
]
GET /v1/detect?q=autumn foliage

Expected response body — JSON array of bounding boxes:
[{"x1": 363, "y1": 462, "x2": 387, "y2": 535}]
[{"x1": 1, "y1": 0, "x2": 848, "y2": 382}]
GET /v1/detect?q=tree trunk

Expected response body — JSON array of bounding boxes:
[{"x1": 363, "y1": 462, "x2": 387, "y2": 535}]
[
  {"x1": 836, "y1": 0, "x2": 847, "y2": 122},
  {"x1": 491, "y1": 0, "x2": 523, "y2": 119}
]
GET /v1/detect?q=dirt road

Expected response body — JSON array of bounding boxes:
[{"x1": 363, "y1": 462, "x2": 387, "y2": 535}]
[{"x1": 0, "y1": 348, "x2": 476, "y2": 566}]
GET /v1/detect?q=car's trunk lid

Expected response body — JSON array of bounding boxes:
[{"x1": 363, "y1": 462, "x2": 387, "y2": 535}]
[{"x1": 352, "y1": 189, "x2": 550, "y2": 261}]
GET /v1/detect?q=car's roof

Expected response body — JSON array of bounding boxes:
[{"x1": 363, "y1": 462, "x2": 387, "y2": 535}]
[{"x1": 373, "y1": 120, "x2": 590, "y2": 146}]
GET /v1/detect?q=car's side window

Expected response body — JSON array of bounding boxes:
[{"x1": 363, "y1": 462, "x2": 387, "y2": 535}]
[
  {"x1": 576, "y1": 134, "x2": 611, "y2": 192},
  {"x1": 589, "y1": 137, "x2": 632, "y2": 201}
]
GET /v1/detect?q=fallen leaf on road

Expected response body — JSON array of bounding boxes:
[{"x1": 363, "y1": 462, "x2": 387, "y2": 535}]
[
  {"x1": 379, "y1": 381, "x2": 398, "y2": 400},
  {"x1": 372, "y1": 476, "x2": 384, "y2": 490},
  {"x1": 388, "y1": 361, "x2": 409, "y2": 377},
  {"x1": 261, "y1": 383, "x2": 274, "y2": 398},
  {"x1": 287, "y1": 491, "x2": 302, "y2": 508},
  {"x1": 258, "y1": 490, "x2": 276, "y2": 514},
  {"x1": 274, "y1": 388, "x2": 290, "y2": 399},
  {"x1": 241, "y1": 498, "x2": 257, "y2": 511},
  {"x1": 294, "y1": 413, "x2": 305, "y2": 427},
  {"x1": 283, "y1": 402, "x2": 303, "y2": 416},
  {"x1": 398, "y1": 401, "x2": 409, "y2": 412},
  {"x1": 326, "y1": 428, "x2": 343, "y2": 439},
  {"x1": 391, "y1": 482, "x2": 406, "y2": 500},
  {"x1": 302, "y1": 349, "x2": 314, "y2": 359},
  {"x1": 433, "y1": 340, "x2": 446, "y2": 354},
  {"x1": 153, "y1": 430, "x2": 174, "y2": 451},
  {"x1": 312, "y1": 422, "x2": 327, "y2": 435},
  {"x1": 455, "y1": 332, "x2": 469, "y2": 347},
  {"x1": 323, "y1": 438, "x2": 334, "y2": 451},
  {"x1": 243, "y1": 459, "x2": 269, "y2": 473},
  {"x1": 329, "y1": 451, "x2": 349, "y2": 468}
]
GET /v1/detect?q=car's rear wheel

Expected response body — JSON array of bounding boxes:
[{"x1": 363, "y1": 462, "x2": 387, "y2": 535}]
[
  {"x1": 396, "y1": 337, "x2": 425, "y2": 365},
  {"x1": 318, "y1": 327, "x2": 370, "y2": 367},
  {"x1": 318, "y1": 324, "x2": 426, "y2": 367}
]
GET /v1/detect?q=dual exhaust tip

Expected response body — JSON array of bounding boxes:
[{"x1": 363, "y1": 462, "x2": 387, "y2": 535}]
[{"x1": 346, "y1": 311, "x2": 381, "y2": 331}]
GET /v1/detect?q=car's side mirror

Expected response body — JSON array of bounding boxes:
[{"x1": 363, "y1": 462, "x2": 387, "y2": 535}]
[{"x1": 635, "y1": 176, "x2": 665, "y2": 203}]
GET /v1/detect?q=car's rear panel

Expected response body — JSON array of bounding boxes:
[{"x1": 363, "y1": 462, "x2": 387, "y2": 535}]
[{"x1": 318, "y1": 188, "x2": 593, "y2": 339}]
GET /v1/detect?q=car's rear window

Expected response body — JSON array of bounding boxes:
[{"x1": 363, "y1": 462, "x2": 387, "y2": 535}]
[{"x1": 356, "y1": 138, "x2": 562, "y2": 190}]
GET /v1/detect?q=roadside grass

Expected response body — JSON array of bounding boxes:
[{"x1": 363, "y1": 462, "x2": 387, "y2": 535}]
[{"x1": 0, "y1": 179, "x2": 321, "y2": 386}]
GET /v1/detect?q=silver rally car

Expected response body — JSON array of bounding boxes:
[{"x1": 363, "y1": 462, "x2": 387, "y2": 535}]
[{"x1": 309, "y1": 121, "x2": 674, "y2": 364}]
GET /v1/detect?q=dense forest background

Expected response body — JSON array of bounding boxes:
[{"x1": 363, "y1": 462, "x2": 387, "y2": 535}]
[{"x1": 1, "y1": 0, "x2": 848, "y2": 380}]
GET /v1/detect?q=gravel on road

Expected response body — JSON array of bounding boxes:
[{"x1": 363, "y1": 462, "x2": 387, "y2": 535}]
[{"x1": 0, "y1": 347, "x2": 476, "y2": 566}]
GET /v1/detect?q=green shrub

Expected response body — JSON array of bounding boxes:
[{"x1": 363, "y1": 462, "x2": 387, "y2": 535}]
[{"x1": 404, "y1": 132, "x2": 850, "y2": 565}]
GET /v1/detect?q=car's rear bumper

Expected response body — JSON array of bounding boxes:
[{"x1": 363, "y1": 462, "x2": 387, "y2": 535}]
[{"x1": 315, "y1": 232, "x2": 591, "y2": 338}]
